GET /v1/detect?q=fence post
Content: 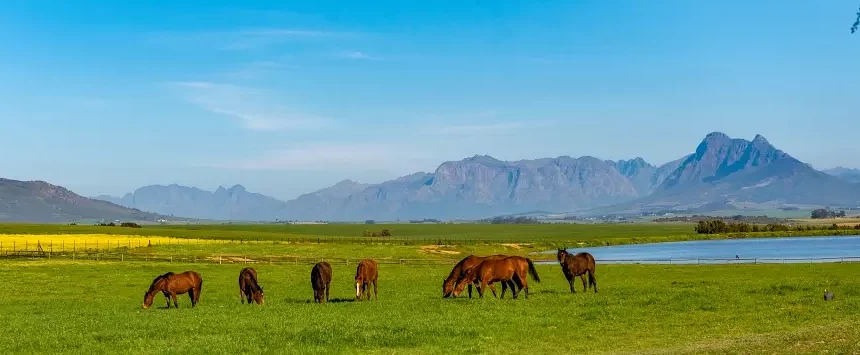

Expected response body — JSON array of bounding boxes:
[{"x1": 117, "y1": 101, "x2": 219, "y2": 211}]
[
  {"x1": 219, "y1": 255, "x2": 222, "y2": 264},
  {"x1": 121, "y1": 254, "x2": 124, "y2": 262}
]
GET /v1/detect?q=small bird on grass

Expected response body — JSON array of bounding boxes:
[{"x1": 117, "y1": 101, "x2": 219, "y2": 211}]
[{"x1": 824, "y1": 289, "x2": 834, "y2": 301}]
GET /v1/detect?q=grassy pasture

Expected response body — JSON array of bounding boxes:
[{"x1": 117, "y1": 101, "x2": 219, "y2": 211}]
[
  {"x1": 0, "y1": 222, "x2": 698, "y2": 242},
  {"x1": 0, "y1": 260, "x2": 858, "y2": 354}
]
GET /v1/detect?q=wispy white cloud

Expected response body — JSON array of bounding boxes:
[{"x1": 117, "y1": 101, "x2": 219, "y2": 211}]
[
  {"x1": 147, "y1": 28, "x2": 355, "y2": 51},
  {"x1": 337, "y1": 51, "x2": 378, "y2": 60},
  {"x1": 202, "y1": 143, "x2": 435, "y2": 171},
  {"x1": 169, "y1": 81, "x2": 329, "y2": 131}
]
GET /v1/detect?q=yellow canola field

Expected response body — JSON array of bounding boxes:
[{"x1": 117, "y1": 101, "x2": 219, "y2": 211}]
[{"x1": 0, "y1": 234, "x2": 223, "y2": 253}]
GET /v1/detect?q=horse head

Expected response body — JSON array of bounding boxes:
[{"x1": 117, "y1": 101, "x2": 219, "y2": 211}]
[
  {"x1": 443, "y1": 278, "x2": 457, "y2": 298},
  {"x1": 252, "y1": 286, "x2": 265, "y2": 305},
  {"x1": 556, "y1": 248, "x2": 568, "y2": 263}
]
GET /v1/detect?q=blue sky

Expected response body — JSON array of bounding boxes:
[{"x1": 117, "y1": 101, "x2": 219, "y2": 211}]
[{"x1": 1, "y1": 0, "x2": 858, "y2": 200}]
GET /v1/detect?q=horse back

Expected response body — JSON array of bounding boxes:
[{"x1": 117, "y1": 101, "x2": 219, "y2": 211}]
[
  {"x1": 355, "y1": 259, "x2": 378, "y2": 282},
  {"x1": 312, "y1": 262, "x2": 332, "y2": 288},
  {"x1": 476, "y1": 258, "x2": 516, "y2": 282}
]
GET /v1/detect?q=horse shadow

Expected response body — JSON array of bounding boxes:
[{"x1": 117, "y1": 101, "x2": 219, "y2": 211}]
[{"x1": 284, "y1": 297, "x2": 357, "y2": 304}]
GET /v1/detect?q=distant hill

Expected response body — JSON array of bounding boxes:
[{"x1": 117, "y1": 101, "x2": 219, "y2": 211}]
[
  {"x1": 823, "y1": 167, "x2": 860, "y2": 183},
  {"x1": 0, "y1": 178, "x2": 166, "y2": 223},
  {"x1": 87, "y1": 131, "x2": 860, "y2": 221},
  {"x1": 95, "y1": 184, "x2": 289, "y2": 221}
]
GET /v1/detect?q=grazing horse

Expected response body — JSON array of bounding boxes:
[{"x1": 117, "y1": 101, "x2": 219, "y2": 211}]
[
  {"x1": 355, "y1": 259, "x2": 378, "y2": 301},
  {"x1": 453, "y1": 256, "x2": 540, "y2": 299},
  {"x1": 143, "y1": 271, "x2": 202, "y2": 309},
  {"x1": 238, "y1": 267, "x2": 264, "y2": 305},
  {"x1": 442, "y1": 254, "x2": 511, "y2": 298},
  {"x1": 557, "y1": 249, "x2": 598, "y2": 293},
  {"x1": 311, "y1": 261, "x2": 332, "y2": 304}
]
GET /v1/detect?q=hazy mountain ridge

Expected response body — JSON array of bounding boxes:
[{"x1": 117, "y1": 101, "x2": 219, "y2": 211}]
[
  {"x1": 823, "y1": 167, "x2": 860, "y2": 183},
  {"x1": 84, "y1": 132, "x2": 860, "y2": 221},
  {"x1": 97, "y1": 184, "x2": 289, "y2": 221},
  {"x1": 0, "y1": 178, "x2": 166, "y2": 223}
]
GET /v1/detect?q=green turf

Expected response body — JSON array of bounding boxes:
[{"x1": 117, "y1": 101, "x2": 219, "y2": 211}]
[{"x1": 1, "y1": 260, "x2": 858, "y2": 354}]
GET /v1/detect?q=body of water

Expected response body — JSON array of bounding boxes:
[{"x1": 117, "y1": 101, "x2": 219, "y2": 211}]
[{"x1": 554, "y1": 236, "x2": 860, "y2": 264}]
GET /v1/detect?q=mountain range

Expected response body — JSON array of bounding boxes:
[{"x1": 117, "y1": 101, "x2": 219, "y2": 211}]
[
  {"x1": 88, "y1": 132, "x2": 860, "y2": 221},
  {"x1": 823, "y1": 167, "x2": 860, "y2": 184},
  {"x1": 0, "y1": 178, "x2": 166, "y2": 223}
]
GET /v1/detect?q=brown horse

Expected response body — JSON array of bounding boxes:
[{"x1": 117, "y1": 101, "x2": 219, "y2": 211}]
[
  {"x1": 453, "y1": 256, "x2": 540, "y2": 299},
  {"x1": 442, "y1": 254, "x2": 511, "y2": 298},
  {"x1": 143, "y1": 271, "x2": 202, "y2": 309},
  {"x1": 557, "y1": 249, "x2": 597, "y2": 293},
  {"x1": 238, "y1": 267, "x2": 264, "y2": 305},
  {"x1": 311, "y1": 261, "x2": 332, "y2": 304},
  {"x1": 355, "y1": 259, "x2": 378, "y2": 301}
]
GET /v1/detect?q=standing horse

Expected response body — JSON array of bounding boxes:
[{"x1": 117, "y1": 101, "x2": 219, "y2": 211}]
[
  {"x1": 557, "y1": 249, "x2": 598, "y2": 293},
  {"x1": 238, "y1": 267, "x2": 264, "y2": 305},
  {"x1": 442, "y1": 254, "x2": 510, "y2": 298},
  {"x1": 311, "y1": 261, "x2": 332, "y2": 304},
  {"x1": 504, "y1": 256, "x2": 541, "y2": 298},
  {"x1": 355, "y1": 259, "x2": 378, "y2": 301},
  {"x1": 452, "y1": 256, "x2": 540, "y2": 299},
  {"x1": 143, "y1": 271, "x2": 203, "y2": 309}
]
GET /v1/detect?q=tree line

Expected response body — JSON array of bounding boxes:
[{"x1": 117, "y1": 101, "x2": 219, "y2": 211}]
[
  {"x1": 694, "y1": 219, "x2": 860, "y2": 234},
  {"x1": 810, "y1": 209, "x2": 846, "y2": 219}
]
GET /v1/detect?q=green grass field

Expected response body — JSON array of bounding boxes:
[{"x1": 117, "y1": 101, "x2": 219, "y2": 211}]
[
  {"x1": 1, "y1": 260, "x2": 858, "y2": 354},
  {"x1": 4, "y1": 222, "x2": 860, "y2": 264},
  {"x1": 0, "y1": 222, "x2": 698, "y2": 242}
]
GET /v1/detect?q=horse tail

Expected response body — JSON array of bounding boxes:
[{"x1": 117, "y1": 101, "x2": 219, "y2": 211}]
[{"x1": 526, "y1": 258, "x2": 541, "y2": 283}]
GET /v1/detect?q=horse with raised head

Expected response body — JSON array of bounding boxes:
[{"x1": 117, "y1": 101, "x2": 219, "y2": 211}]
[
  {"x1": 311, "y1": 261, "x2": 332, "y2": 304},
  {"x1": 238, "y1": 267, "x2": 264, "y2": 305},
  {"x1": 355, "y1": 259, "x2": 378, "y2": 301},
  {"x1": 143, "y1": 271, "x2": 202, "y2": 309},
  {"x1": 557, "y1": 249, "x2": 597, "y2": 293},
  {"x1": 443, "y1": 254, "x2": 510, "y2": 298},
  {"x1": 452, "y1": 256, "x2": 540, "y2": 299}
]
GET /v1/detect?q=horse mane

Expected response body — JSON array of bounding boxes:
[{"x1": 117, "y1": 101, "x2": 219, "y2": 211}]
[
  {"x1": 249, "y1": 271, "x2": 262, "y2": 292},
  {"x1": 148, "y1": 272, "x2": 174, "y2": 291}
]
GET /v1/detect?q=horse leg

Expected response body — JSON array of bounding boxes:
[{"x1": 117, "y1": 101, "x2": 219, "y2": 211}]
[
  {"x1": 501, "y1": 281, "x2": 508, "y2": 299},
  {"x1": 516, "y1": 275, "x2": 528, "y2": 299},
  {"x1": 373, "y1": 280, "x2": 378, "y2": 301},
  {"x1": 171, "y1": 292, "x2": 178, "y2": 308},
  {"x1": 568, "y1": 276, "x2": 576, "y2": 293},
  {"x1": 189, "y1": 289, "x2": 196, "y2": 307},
  {"x1": 488, "y1": 283, "x2": 499, "y2": 298},
  {"x1": 580, "y1": 274, "x2": 588, "y2": 292},
  {"x1": 163, "y1": 291, "x2": 171, "y2": 308},
  {"x1": 590, "y1": 270, "x2": 598, "y2": 293},
  {"x1": 325, "y1": 282, "x2": 330, "y2": 302},
  {"x1": 481, "y1": 280, "x2": 490, "y2": 298},
  {"x1": 467, "y1": 284, "x2": 473, "y2": 299}
]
